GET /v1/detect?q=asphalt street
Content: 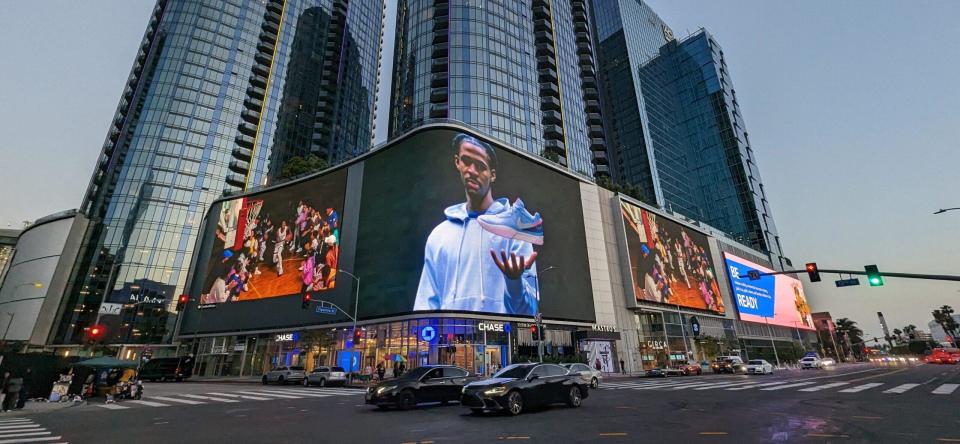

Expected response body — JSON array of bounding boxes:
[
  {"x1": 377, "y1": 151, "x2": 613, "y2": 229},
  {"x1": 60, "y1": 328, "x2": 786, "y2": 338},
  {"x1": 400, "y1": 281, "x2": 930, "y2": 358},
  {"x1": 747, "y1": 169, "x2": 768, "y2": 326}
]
[{"x1": 11, "y1": 363, "x2": 960, "y2": 444}]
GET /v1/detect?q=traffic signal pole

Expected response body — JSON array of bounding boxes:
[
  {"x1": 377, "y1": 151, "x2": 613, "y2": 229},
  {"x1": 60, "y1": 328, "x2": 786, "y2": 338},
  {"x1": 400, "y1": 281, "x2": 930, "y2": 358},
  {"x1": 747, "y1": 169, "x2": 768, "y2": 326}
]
[{"x1": 745, "y1": 269, "x2": 960, "y2": 283}]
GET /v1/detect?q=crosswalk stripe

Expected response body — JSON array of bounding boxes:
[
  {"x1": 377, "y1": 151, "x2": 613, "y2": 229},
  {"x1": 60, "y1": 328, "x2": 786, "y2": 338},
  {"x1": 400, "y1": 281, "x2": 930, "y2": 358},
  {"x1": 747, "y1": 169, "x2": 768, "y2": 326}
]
[
  {"x1": 0, "y1": 436, "x2": 62, "y2": 444},
  {"x1": 0, "y1": 431, "x2": 51, "y2": 438},
  {"x1": 207, "y1": 392, "x2": 272, "y2": 401},
  {"x1": 96, "y1": 403, "x2": 130, "y2": 410},
  {"x1": 839, "y1": 383, "x2": 883, "y2": 393},
  {"x1": 693, "y1": 382, "x2": 760, "y2": 391},
  {"x1": 670, "y1": 382, "x2": 721, "y2": 390},
  {"x1": 0, "y1": 425, "x2": 42, "y2": 431},
  {"x1": 178, "y1": 394, "x2": 240, "y2": 403},
  {"x1": 883, "y1": 384, "x2": 920, "y2": 394},
  {"x1": 236, "y1": 391, "x2": 302, "y2": 399},
  {"x1": 308, "y1": 388, "x2": 364, "y2": 395},
  {"x1": 726, "y1": 381, "x2": 791, "y2": 391},
  {"x1": 633, "y1": 381, "x2": 703, "y2": 390},
  {"x1": 271, "y1": 390, "x2": 333, "y2": 398},
  {"x1": 932, "y1": 384, "x2": 959, "y2": 395},
  {"x1": 798, "y1": 382, "x2": 849, "y2": 392},
  {"x1": 760, "y1": 382, "x2": 816, "y2": 391},
  {"x1": 149, "y1": 395, "x2": 206, "y2": 405},
  {"x1": 127, "y1": 400, "x2": 171, "y2": 407},
  {"x1": 0, "y1": 420, "x2": 33, "y2": 424}
]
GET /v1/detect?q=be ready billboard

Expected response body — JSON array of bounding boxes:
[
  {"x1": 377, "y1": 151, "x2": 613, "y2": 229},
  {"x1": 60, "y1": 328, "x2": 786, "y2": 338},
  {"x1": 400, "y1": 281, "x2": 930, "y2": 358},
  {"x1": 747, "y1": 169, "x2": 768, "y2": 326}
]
[{"x1": 723, "y1": 253, "x2": 814, "y2": 330}]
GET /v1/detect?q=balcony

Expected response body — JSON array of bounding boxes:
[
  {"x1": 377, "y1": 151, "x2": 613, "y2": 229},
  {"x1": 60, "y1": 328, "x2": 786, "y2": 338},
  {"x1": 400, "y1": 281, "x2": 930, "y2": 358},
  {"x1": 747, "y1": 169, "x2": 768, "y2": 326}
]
[
  {"x1": 433, "y1": 20, "x2": 448, "y2": 32},
  {"x1": 539, "y1": 82, "x2": 560, "y2": 98},
  {"x1": 315, "y1": 110, "x2": 332, "y2": 124},
  {"x1": 429, "y1": 103, "x2": 448, "y2": 118},
  {"x1": 535, "y1": 30, "x2": 554, "y2": 45},
  {"x1": 266, "y1": 1, "x2": 283, "y2": 14},
  {"x1": 433, "y1": 5, "x2": 449, "y2": 17},
  {"x1": 588, "y1": 124, "x2": 604, "y2": 137},
  {"x1": 238, "y1": 121, "x2": 258, "y2": 137},
  {"x1": 262, "y1": 20, "x2": 279, "y2": 34},
  {"x1": 536, "y1": 55, "x2": 556, "y2": 69},
  {"x1": 540, "y1": 96, "x2": 561, "y2": 110},
  {"x1": 575, "y1": 32, "x2": 591, "y2": 44},
  {"x1": 225, "y1": 174, "x2": 246, "y2": 188},
  {"x1": 235, "y1": 133, "x2": 255, "y2": 148},
  {"x1": 581, "y1": 75, "x2": 597, "y2": 89},
  {"x1": 249, "y1": 74, "x2": 268, "y2": 89},
  {"x1": 255, "y1": 51, "x2": 272, "y2": 66},
  {"x1": 431, "y1": 57, "x2": 448, "y2": 73},
  {"x1": 536, "y1": 43, "x2": 556, "y2": 58},
  {"x1": 430, "y1": 87, "x2": 448, "y2": 103},
  {"x1": 432, "y1": 32, "x2": 448, "y2": 45},
  {"x1": 533, "y1": 6, "x2": 550, "y2": 20},
  {"x1": 589, "y1": 138, "x2": 605, "y2": 150},
  {"x1": 431, "y1": 73, "x2": 448, "y2": 87},
  {"x1": 574, "y1": 21, "x2": 589, "y2": 33},
  {"x1": 583, "y1": 87, "x2": 599, "y2": 100},
  {"x1": 532, "y1": 0, "x2": 549, "y2": 7},
  {"x1": 228, "y1": 159, "x2": 250, "y2": 174},
  {"x1": 432, "y1": 43, "x2": 448, "y2": 58},
  {"x1": 252, "y1": 63, "x2": 270, "y2": 78},
  {"x1": 260, "y1": 30, "x2": 277, "y2": 46},
  {"x1": 247, "y1": 85, "x2": 266, "y2": 100},
  {"x1": 232, "y1": 146, "x2": 253, "y2": 162},
  {"x1": 538, "y1": 68, "x2": 557, "y2": 83},
  {"x1": 241, "y1": 109, "x2": 260, "y2": 124},
  {"x1": 593, "y1": 164, "x2": 609, "y2": 175},
  {"x1": 543, "y1": 124, "x2": 564, "y2": 139},
  {"x1": 541, "y1": 110, "x2": 562, "y2": 125},
  {"x1": 257, "y1": 41, "x2": 275, "y2": 55},
  {"x1": 534, "y1": 19, "x2": 552, "y2": 33}
]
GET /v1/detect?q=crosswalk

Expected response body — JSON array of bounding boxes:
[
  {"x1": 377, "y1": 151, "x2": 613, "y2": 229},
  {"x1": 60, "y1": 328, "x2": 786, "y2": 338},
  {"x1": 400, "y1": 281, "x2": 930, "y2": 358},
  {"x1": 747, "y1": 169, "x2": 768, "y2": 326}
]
[
  {"x1": 0, "y1": 418, "x2": 64, "y2": 444},
  {"x1": 93, "y1": 387, "x2": 364, "y2": 411},
  {"x1": 598, "y1": 378, "x2": 960, "y2": 396}
]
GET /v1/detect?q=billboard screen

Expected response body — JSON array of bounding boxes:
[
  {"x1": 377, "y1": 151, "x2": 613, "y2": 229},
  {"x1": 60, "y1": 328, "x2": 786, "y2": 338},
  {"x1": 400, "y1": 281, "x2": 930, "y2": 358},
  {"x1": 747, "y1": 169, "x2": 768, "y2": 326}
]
[
  {"x1": 723, "y1": 253, "x2": 814, "y2": 330},
  {"x1": 184, "y1": 126, "x2": 596, "y2": 334},
  {"x1": 620, "y1": 201, "x2": 725, "y2": 314},
  {"x1": 198, "y1": 169, "x2": 347, "y2": 305}
]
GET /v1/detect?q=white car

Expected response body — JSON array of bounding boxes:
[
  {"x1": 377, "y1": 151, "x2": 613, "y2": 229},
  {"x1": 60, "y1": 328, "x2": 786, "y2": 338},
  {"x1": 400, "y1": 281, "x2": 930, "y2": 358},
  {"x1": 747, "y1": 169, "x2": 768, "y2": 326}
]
[
  {"x1": 800, "y1": 357, "x2": 823, "y2": 369},
  {"x1": 746, "y1": 359, "x2": 774, "y2": 375},
  {"x1": 262, "y1": 366, "x2": 307, "y2": 384},
  {"x1": 304, "y1": 366, "x2": 348, "y2": 387},
  {"x1": 820, "y1": 358, "x2": 836, "y2": 367}
]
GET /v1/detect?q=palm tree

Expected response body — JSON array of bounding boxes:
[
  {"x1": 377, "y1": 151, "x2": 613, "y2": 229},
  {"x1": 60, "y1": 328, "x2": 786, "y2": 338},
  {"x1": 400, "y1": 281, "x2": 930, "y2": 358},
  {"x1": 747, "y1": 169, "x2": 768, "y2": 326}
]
[
  {"x1": 903, "y1": 325, "x2": 918, "y2": 341},
  {"x1": 933, "y1": 305, "x2": 959, "y2": 347},
  {"x1": 835, "y1": 318, "x2": 864, "y2": 360},
  {"x1": 892, "y1": 328, "x2": 903, "y2": 344}
]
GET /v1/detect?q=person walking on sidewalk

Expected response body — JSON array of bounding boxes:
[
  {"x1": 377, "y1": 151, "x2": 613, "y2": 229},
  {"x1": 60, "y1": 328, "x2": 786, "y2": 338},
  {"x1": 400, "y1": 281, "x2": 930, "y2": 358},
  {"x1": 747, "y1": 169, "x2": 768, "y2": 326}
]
[
  {"x1": 3, "y1": 372, "x2": 22, "y2": 411},
  {"x1": 18, "y1": 368, "x2": 34, "y2": 408},
  {"x1": 620, "y1": 359, "x2": 625, "y2": 375}
]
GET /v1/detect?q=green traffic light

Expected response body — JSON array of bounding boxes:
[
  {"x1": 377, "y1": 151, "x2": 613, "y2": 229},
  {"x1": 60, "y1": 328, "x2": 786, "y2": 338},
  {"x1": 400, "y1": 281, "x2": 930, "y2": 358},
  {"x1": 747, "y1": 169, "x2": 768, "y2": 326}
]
[{"x1": 865, "y1": 264, "x2": 884, "y2": 286}]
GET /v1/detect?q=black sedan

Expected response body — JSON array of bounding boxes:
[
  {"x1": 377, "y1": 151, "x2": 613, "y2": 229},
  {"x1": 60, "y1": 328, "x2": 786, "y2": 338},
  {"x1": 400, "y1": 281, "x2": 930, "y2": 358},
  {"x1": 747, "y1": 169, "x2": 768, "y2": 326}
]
[
  {"x1": 460, "y1": 363, "x2": 589, "y2": 415},
  {"x1": 365, "y1": 365, "x2": 476, "y2": 410}
]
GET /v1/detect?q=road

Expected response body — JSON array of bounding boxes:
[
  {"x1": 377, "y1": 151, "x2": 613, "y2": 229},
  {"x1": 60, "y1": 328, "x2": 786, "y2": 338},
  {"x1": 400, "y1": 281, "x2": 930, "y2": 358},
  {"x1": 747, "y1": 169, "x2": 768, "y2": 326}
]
[{"x1": 8, "y1": 363, "x2": 959, "y2": 444}]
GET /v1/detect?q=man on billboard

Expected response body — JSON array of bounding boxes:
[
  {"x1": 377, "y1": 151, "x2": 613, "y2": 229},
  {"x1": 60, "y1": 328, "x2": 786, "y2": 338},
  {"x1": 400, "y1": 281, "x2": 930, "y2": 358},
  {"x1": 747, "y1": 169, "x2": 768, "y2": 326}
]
[{"x1": 414, "y1": 134, "x2": 541, "y2": 316}]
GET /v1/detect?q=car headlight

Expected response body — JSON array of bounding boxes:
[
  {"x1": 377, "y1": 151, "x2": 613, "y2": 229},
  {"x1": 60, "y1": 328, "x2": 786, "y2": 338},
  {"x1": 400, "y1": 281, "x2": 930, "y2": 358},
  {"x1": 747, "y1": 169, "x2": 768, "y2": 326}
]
[
  {"x1": 483, "y1": 386, "x2": 509, "y2": 396},
  {"x1": 377, "y1": 385, "x2": 397, "y2": 395}
]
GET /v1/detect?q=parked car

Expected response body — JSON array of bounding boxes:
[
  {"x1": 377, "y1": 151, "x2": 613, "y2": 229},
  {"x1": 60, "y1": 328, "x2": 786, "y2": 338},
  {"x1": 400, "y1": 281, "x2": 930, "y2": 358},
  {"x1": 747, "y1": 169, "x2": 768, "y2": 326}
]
[
  {"x1": 561, "y1": 363, "x2": 602, "y2": 388},
  {"x1": 262, "y1": 366, "x2": 307, "y2": 385},
  {"x1": 366, "y1": 365, "x2": 476, "y2": 410},
  {"x1": 647, "y1": 366, "x2": 684, "y2": 377},
  {"x1": 304, "y1": 366, "x2": 348, "y2": 387},
  {"x1": 139, "y1": 357, "x2": 193, "y2": 382},
  {"x1": 460, "y1": 363, "x2": 589, "y2": 415},
  {"x1": 711, "y1": 356, "x2": 745, "y2": 374},
  {"x1": 745, "y1": 359, "x2": 774, "y2": 375},
  {"x1": 681, "y1": 362, "x2": 703, "y2": 376},
  {"x1": 800, "y1": 357, "x2": 823, "y2": 369},
  {"x1": 820, "y1": 358, "x2": 836, "y2": 367}
]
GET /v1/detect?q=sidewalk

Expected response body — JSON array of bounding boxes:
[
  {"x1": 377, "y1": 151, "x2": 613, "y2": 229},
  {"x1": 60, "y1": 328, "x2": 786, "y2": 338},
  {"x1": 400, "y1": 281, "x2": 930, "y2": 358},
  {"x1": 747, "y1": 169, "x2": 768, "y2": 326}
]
[
  {"x1": 0, "y1": 400, "x2": 79, "y2": 418},
  {"x1": 186, "y1": 375, "x2": 373, "y2": 389}
]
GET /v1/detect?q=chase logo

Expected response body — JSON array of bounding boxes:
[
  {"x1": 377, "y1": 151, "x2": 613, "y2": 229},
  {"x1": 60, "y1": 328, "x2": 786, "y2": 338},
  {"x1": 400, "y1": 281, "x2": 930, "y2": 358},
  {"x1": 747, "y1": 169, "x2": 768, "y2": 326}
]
[{"x1": 420, "y1": 326, "x2": 437, "y2": 342}]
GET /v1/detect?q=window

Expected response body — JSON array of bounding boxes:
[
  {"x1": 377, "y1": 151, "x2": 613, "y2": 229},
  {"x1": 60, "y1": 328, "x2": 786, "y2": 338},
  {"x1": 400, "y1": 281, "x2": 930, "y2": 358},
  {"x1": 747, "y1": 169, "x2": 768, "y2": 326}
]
[
  {"x1": 544, "y1": 365, "x2": 568, "y2": 377},
  {"x1": 443, "y1": 367, "x2": 468, "y2": 378},
  {"x1": 424, "y1": 368, "x2": 444, "y2": 380}
]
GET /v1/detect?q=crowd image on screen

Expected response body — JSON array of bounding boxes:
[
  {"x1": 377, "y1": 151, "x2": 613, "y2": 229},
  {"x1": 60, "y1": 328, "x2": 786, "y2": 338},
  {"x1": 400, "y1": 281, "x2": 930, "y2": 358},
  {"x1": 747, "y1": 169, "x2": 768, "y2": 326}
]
[{"x1": 202, "y1": 198, "x2": 340, "y2": 304}]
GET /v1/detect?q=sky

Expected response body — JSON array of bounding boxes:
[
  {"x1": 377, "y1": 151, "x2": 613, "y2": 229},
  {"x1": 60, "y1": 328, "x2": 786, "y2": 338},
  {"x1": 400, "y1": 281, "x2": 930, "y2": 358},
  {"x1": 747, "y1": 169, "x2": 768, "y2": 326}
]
[{"x1": 1, "y1": 1, "x2": 958, "y2": 341}]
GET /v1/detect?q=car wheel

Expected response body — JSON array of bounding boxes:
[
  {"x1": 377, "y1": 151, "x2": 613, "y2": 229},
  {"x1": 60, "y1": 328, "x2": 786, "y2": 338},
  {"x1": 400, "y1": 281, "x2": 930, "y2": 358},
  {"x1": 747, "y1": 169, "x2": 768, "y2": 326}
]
[
  {"x1": 591, "y1": 377, "x2": 599, "y2": 389},
  {"x1": 262, "y1": 376, "x2": 269, "y2": 385},
  {"x1": 567, "y1": 386, "x2": 582, "y2": 408},
  {"x1": 507, "y1": 391, "x2": 524, "y2": 416},
  {"x1": 319, "y1": 378, "x2": 326, "y2": 388},
  {"x1": 470, "y1": 408, "x2": 484, "y2": 415},
  {"x1": 397, "y1": 390, "x2": 416, "y2": 411},
  {"x1": 303, "y1": 378, "x2": 310, "y2": 387},
  {"x1": 278, "y1": 376, "x2": 285, "y2": 385}
]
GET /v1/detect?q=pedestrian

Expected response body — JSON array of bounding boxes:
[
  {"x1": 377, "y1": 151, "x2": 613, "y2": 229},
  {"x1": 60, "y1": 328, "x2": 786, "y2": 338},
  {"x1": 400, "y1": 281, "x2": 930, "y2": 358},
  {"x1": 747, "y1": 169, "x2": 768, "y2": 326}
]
[
  {"x1": 0, "y1": 371, "x2": 9, "y2": 411},
  {"x1": 376, "y1": 362, "x2": 385, "y2": 382},
  {"x1": 620, "y1": 359, "x2": 625, "y2": 375},
  {"x1": 4, "y1": 373, "x2": 22, "y2": 411},
  {"x1": 18, "y1": 368, "x2": 34, "y2": 408},
  {"x1": 392, "y1": 361, "x2": 398, "y2": 379},
  {"x1": 398, "y1": 361, "x2": 406, "y2": 377}
]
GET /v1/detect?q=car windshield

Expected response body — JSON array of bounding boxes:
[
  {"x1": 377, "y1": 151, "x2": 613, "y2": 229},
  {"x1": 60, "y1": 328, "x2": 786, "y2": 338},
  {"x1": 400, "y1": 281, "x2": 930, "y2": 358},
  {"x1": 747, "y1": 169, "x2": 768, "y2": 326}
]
[
  {"x1": 748, "y1": 360, "x2": 764, "y2": 365},
  {"x1": 724, "y1": 359, "x2": 736, "y2": 364},
  {"x1": 331, "y1": 367, "x2": 345, "y2": 372},
  {"x1": 493, "y1": 365, "x2": 532, "y2": 379},
  {"x1": 801, "y1": 357, "x2": 815, "y2": 361},
  {"x1": 401, "y1": 367, "x2": 434, "y2": 380}
]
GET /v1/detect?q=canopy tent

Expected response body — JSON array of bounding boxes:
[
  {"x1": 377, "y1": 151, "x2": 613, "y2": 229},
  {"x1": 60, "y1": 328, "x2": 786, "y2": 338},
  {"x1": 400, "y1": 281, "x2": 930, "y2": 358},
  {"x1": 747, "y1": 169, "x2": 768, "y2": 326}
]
[{"x1": 75, "y1": 357, "x2": 139, "y2": 369}]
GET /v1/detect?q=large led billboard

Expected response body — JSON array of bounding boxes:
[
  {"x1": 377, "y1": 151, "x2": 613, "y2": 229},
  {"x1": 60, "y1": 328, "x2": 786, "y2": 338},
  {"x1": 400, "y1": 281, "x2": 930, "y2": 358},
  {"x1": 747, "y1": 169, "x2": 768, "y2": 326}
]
[
  {"x1": 723, "y1": 253, "x2": 814, "y2": 330},
  {"x1": 183, "y1": 126, "x2": 596, "y2": 335},
  {"x1": 620, "y1": 201, "x2": 725, "y2": 314}
]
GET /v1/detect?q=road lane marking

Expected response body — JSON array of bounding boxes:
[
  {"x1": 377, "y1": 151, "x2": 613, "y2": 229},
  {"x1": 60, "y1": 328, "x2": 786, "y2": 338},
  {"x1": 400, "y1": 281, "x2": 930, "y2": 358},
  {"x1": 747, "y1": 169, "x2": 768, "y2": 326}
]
[
  {"x1": 498, "y1": 437, "x2": 530, "y2": 440},
  {"x1": 128, "y1": 400, "x2": 171, "y2": 407},
  {"x1": 932, "y1": 384, "x2": 959, "y2": 395},
  {"x1": 207, "y1": 392, "x2": 271, "y2": 401},
  {"x1": 267, "y1": 389, "x2": 332, "y2": 398},
  {"x1": 694, "y1": 382, "x2": 761, "y2": 390},
  {"x1": 179, "y1": 394, "x2": 240, "y2": 403},
  {"x1": 726, "y1": 382, "x2": 791, "y2": 391},
  {"x1": 0, "y1": 437, "x2": 63, "y2": 444},
  {"x1": 760, "y1": 382, "x2": 816, "y2": 390},
  {"x1": 882, "y1": 383, "x2": 920, "y2": 394},
  {"x1": 699, "y1": 432, "x2": 728, "y2": 435},
  {"x1": 96, "y1": 403, "x2": 130, "y2": 410},
  {"x1": 799, "y1": 382, "x2": 849, "y2": 392},
  {"x1": 838, "y1": 383, "x2": 883, "y2": 393},
  {"x1": 236, "y1": 391, "x2": 302, "y2": 399},
  {"x1": 0, "y1": 420, "x2": 32, "y2": 424},
  {"x1": 852, "y1": 416, "x2": 882, "y2": 420},
  {"x1": 841, "y1": 367, "x2": 909, "y2": 384},
  {"x1": 936, "y1": 439, "x2": 960, "y2": 442},
  {"x1": 599, "y1": 433, "x2": 627, "y2": 436},
  {"x1": 0, "y1": 425, "x2": 42, "y2": 431},
  {"x1": 149, "y1": 395, "x2": 206, "y2": 405},
  {"x1": 807, "y1": 433, "x2": 849, "y2": 438}
]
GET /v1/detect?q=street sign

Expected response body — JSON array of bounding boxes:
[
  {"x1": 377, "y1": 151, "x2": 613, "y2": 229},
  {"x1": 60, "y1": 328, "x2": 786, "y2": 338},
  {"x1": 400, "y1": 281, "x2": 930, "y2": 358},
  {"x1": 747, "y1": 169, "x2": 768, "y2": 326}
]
[
  {"x1": 747, "y1": 270, "x2": 761, "y2": 280},
  {"x1": 315, "y1": 306, "x2": 337, "y2": 315},
  {"x1": 835, "y1": 278, "x2": 860, "y2": 287}
]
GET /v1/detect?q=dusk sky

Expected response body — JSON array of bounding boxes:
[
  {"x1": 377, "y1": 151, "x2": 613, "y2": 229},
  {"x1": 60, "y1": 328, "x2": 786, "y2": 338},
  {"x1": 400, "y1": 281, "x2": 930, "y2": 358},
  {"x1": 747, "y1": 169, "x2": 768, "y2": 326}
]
[{"x1": 2, "y1": 1, "x2": 957, "y2": 341}]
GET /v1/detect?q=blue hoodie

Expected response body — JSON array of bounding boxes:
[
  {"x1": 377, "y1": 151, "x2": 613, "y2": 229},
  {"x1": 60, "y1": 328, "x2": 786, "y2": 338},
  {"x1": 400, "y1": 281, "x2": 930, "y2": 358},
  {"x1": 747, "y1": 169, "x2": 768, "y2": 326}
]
[{"x1": 414, "y1": 198, "x2": 538, "y2": 315}]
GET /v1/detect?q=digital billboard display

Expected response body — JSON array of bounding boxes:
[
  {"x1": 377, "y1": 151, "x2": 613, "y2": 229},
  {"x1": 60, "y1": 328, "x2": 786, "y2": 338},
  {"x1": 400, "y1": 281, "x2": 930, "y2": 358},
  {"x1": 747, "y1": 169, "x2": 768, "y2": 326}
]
[
  {"x1": 620, "y1": 201, "x2": 725, "y2": 314},
  {"x1": 723, "y1": 253, "x2": 814, "y2": 330},
  {"x1": 184, "y1": 126, "x2": 596, "y2": 334}
]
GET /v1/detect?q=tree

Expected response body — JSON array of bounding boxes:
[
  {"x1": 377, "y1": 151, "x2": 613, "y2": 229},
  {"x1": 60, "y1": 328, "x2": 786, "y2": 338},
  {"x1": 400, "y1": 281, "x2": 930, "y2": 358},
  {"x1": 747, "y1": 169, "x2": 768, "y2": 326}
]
[
  {"x1": 595, "y1": 175, "x2": 650, "y2": 204},
  {"x1": 892, "y1": 328, "x2": 903, "y2": 344},
  {"x1": 278, "y1": 154, "x2": 328, "y2": 181},
  {"x1": 933, "y1": 305, "x2": 959, "y2": 347},
  {"x1": 539, "y1": 149, "x2": 561, "y2": 164},
  {"x1": 902, "y1": 324, "x2": 917, "y2": 341},
  {"x1": 835, "y1": 318, "x2": 864, "y2": 361}
]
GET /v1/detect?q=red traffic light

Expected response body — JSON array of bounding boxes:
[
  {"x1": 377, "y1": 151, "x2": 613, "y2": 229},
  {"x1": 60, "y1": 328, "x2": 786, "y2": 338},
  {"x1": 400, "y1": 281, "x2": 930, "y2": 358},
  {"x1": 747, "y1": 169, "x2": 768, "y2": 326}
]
[
  {"x1": 87, "y1": 324, "x2": 106, "y2": 342},
  {"x1": 179, "y1": 295, "x2": 188, "y2": 304},
  {"x1": 353, "y1": 329, "x2": 362, "y2": 341},
  {"x1": 90, "y1": 327, "x2": 101, "y2": 336},
  {"x1": 805, "y1": 262, "x2": 821, "y2": 282},
  {"x1": 301, "y1": 293, "x2": 312, "y2": 310}
]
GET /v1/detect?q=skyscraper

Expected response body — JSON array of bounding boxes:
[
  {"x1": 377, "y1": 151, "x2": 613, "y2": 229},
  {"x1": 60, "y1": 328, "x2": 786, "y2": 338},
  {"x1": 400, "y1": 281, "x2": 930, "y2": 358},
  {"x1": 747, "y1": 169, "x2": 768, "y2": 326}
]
[
  {"x1": 389, "y1": 0, "x2": 610, "y2": 177},
  {"x1": 54, "y1": 0, "x2": 383, "y2": 345},
  {"x1": 591, "y1": 0, "x2": 785, "y2": 266}
]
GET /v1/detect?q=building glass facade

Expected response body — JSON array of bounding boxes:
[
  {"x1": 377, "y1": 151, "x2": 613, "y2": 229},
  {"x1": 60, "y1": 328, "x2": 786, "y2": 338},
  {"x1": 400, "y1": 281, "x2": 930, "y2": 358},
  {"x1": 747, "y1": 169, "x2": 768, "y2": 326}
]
[
  {"x1": 56, "y1": 0, "x2": 383, "y2": 346},
  {"x1": 591, "y1": 0, "x2": 784, "y2": 266}
]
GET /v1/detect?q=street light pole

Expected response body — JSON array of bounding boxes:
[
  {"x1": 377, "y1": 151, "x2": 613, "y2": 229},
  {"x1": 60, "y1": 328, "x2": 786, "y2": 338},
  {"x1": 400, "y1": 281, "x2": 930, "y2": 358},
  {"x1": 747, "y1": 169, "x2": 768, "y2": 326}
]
[
  {"x1": 532, "y1": 266, "x2": 557, "y2": 363},
  {"x1": 933, "y1": 207, "x2": 960, "y2": 214},
  {"x1": 764, "y1": 317, "x2": 781, "y2": 368},
  {"x1": 337, "y1": 269, "x2": 361, "y2": 348}
]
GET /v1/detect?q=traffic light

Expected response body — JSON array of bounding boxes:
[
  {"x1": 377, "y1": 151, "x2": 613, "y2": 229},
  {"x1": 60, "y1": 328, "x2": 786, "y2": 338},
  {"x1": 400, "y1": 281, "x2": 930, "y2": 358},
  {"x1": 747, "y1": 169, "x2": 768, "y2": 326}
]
[
  {"x1": 176, "y1": 294, "x2": 188, "y2": 311},
  {"x1": 301, "y1": 293, "x2": 311, "y2": 309},
  {"x1": 864, "y1": 264, "x2": 884, "y2": 286},
  {"x1": 530, "y1": 325, "x2": 540, "y2": 341},
  {"x1": 805, "y1": 262, "x2": 821, "y2": 282},
  {"x1": 353, "y1": 328, "x2": 363, "y2": 343},
  {"x1": 86, "y1": 325, "x2": 106, "y2": 343}
]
